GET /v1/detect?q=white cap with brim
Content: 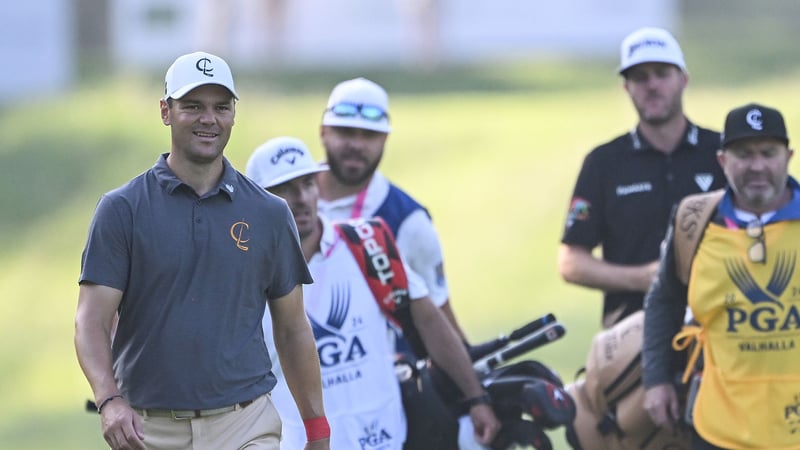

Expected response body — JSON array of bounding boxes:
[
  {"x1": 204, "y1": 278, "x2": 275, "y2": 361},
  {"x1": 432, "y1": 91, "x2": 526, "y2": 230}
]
[
  {"x1": 164, "y1": 51, "x2": 239, "y2": 100},
  {"x1": 246, "y1": 136, "x2": 329, "y2": 189},
  {"x1": 618, "y1": 27, "x2": 687, "y2": 74},
  {"x1": 321, "y1": 77, "x2": 391, "y2": 133}
]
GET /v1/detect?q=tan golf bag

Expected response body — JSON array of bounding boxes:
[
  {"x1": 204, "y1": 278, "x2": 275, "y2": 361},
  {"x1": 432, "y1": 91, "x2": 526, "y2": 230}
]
[{"x1": 564, "y1": 311, "x2": 690, "y2": 449}]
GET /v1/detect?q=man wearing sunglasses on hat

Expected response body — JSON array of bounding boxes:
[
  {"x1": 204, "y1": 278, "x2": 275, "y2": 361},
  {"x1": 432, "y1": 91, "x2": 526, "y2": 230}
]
[
  {"x1": 643, "y1": 103, "x2": 800, "y2": 450},
  {"x1": 315, "y1": 77, "x2": 470, "y2": 354},
  {"x1": 246, "y1": 136, "x2": 500, "y2": 450}
]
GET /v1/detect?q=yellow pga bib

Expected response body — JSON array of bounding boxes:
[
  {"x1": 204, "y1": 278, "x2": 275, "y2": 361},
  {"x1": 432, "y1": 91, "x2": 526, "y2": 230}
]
[{"x1": 686, "y1": 220, "x2": 800, "y2": 449}]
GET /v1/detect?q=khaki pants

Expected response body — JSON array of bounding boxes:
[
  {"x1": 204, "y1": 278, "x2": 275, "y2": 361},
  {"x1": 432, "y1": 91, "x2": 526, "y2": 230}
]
[{"x1": 137, "y1": 394, "x2": 281, "y2": 450}]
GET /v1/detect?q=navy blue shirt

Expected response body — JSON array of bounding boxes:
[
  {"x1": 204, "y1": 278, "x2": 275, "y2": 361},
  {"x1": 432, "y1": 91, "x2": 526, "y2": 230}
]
[
  {"x1": 374, "y1": 184, "x2": 430, "y2": 238},
  {"x1": 80, "y1": 154, "x2": 312, "y2": 409},
  {"x1": 561, "y1": 123, "x2": 726, "y2": 325}
]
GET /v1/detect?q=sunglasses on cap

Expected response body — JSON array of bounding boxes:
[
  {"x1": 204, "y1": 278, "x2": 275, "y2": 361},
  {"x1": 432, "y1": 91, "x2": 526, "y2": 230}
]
[{"x1": 326, "y1": 102, "x2": 389, "y2": 121}]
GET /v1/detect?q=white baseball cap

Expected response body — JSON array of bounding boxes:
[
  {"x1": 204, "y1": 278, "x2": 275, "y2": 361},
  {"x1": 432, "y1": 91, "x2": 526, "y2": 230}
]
[
  {"x1": 618, "y1": 27, "x2": 687, "y2": 74},
  {"x1": 164, "y1": 51, "x2": 239, "y2": 100},
  {"x1": 246, "y1": 136, "x2": 329, "y2": 189},
  {"x1": 321, "y1": 77, "x2": 391, "y2": 133}
]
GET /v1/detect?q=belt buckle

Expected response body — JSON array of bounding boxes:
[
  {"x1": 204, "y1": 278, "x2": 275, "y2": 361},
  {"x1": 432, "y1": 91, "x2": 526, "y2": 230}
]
[{"x1": 171, "y1": 409, "x2": 199, "y2": 420}]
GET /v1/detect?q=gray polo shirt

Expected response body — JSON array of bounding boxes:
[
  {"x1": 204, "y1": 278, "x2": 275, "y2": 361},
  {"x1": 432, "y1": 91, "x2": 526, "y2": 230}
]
[{"x1": 80, "y1": 154, "x2": 312, "y2": 410}]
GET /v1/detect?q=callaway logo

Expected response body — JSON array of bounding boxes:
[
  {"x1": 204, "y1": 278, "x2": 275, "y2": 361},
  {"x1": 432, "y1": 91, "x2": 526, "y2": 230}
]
[
  {"x1": 195, "y1": 57, "x2": 215, "y2": 77},
  {"x1": 270, "y1": 146, "x2": 304, "y2": 165},
  {"x1": 746, "y1": 108, "x2": 763, "y2": 130}
]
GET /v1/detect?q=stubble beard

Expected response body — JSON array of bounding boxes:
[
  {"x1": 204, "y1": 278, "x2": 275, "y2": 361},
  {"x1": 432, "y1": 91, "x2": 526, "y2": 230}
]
[
  {"x1": 638, "y1": 94, "x2": 683, "y2": 127},
  {"x1": 735, "y1": 172, "x2": 786, "y2": 212},
  {"x1": 327, "y1": 155, "x2": 382, "y2": 187}
]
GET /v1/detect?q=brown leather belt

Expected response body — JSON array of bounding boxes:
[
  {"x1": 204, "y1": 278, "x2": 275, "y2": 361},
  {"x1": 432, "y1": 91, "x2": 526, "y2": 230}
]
[{"x1": 134, "y1": 397, "x2": 257, "y2": 420}]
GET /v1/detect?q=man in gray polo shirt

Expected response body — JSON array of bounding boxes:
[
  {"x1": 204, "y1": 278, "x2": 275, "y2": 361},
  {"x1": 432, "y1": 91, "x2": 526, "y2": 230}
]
[{"x1": 74, "y1": 52, "x2": 329, "y2": 450}]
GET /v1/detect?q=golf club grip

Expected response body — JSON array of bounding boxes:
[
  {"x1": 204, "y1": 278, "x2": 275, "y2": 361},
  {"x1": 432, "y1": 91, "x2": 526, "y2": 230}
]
[
  {"x1": 468, "y1": 313, "x2": 557, "y2": 361},
  {"x1": 468, "y1": 336, "x2": 510, "y2": 362},
  {"x1": 508, "y1": 313, "x2": 556, "y2": 341},
  {"x1": 477, "y1": 323, "x2": 565, "y2": 372},
  {"x1": 504, "y1": 323, "x2": 565, "y2": 360}
]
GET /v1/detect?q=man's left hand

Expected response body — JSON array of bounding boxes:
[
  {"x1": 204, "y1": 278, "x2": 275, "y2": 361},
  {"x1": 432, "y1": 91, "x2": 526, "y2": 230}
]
[{"x1": 469, "y1": 403, "x2": 501, "y2": 445}]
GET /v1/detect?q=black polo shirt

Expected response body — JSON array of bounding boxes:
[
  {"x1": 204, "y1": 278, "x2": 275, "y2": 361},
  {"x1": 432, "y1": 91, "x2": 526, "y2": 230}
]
[{"x1": 561, "y1": 122, "x2": 727, "y2": 324}]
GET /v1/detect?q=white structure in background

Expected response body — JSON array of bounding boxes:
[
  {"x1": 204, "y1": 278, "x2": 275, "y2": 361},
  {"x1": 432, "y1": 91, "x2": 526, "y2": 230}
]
[
  {"x1": 109, "y1": 0, "x2": 678, "y2": 70},
  {"x1": 0, "y1": 0, "x2": 678, "y2": 104},
  {"x1": 0, "y1": 0, "x2": 73, "y2": 103}
]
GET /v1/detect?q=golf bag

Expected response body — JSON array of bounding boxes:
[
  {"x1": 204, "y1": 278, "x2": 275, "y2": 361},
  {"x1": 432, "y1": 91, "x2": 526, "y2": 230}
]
[
  {"x1": 335, "y1": 218, "x2": 576, "y2": 448},
  {"x1": 399, "y1": 314, "x2": 576, "y2": 450},
  {"x1": 563, "y1": 310, "x2": 691, "y2": 450}
]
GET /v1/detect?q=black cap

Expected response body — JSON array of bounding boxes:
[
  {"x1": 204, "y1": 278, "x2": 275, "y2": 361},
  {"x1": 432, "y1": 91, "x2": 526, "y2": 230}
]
[{"x1": 721, "y1": 103, "x2": 789, "y2": 148}]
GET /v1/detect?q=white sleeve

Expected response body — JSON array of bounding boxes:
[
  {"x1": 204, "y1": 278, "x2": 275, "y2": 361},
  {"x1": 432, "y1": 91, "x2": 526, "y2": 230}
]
[
  {"x1": 395, "y1": 209, "x2": 450, "y2": 307},
  {"x1": 404, "y1": 262, "x2": 429, "y2": 301}
]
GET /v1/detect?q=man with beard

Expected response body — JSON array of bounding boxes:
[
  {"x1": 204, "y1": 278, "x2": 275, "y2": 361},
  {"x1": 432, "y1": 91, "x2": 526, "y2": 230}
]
[
  {"x1": 557, "y1": 27, "x2": 726, "y2": 328},
  {"x1": 315, "y1": 77, "x2": 469, "y2": 349},
  {"x1": 246, "y1": 136, "x2": 500, "y2": 450},
  {"x1": 643, "y1": 103, "x2": 800, "y2": 449}
]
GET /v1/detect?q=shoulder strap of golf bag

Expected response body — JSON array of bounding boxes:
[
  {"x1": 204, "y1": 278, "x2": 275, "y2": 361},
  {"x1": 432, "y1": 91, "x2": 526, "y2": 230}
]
[
  {"x1": 673, "y1": 189, "x2": 725, "y2": 284},
  {"x1": 334, "y1": 217, "x2": 428, "y2": 359}
]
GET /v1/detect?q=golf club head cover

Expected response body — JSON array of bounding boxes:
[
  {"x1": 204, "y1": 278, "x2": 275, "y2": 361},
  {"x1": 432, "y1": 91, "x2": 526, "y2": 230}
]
[{"x1": 490, "y1": 418, "x2": 552, "y2": 450}]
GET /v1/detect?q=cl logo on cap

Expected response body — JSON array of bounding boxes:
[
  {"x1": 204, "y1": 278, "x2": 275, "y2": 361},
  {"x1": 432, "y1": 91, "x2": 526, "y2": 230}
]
[
  {"x1": 746, "y1": 109, "x2": 763, "y2": 130},
  {"x1": 196, "y1": 58, "x2": 215, "y2": 78}
]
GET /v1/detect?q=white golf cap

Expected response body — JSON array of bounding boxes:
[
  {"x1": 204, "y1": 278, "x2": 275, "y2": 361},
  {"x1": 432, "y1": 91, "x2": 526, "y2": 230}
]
[
  {"x1": 246, "y1": 136, "x2": 328, "y2": 189},
  {"x1": 164, "y1": 51, "x2": 238, "y2": 100},
  {"x1": 321, "y1": 77, "x2": 391, "y2": 133},
  {"x1": 618, "y1": 27, "x2": 686, "y2": 74}
]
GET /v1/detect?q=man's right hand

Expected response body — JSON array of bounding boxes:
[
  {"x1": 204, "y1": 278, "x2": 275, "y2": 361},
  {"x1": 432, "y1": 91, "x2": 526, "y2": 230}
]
[
  {"x1": 101, "y1": 400, "x2": 146, "y2": 450},
  {"x1": 557, "y1": 244, "x2": 660, "y2": 293},
  {"x1": 644, "y1": 383, "x2": 681, "y2": 430},
  {"x1": 469, "y1": 402, "x2": 501, "y2": 445}
]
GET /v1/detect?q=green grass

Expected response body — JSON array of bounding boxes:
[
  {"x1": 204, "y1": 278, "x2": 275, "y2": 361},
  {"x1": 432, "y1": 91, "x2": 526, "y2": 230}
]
[
  {"x1": 3, "y1": 2, "x2": 800, "y2": 448},
  {"x1": 3, "y1": 72, "x2": 800, "y2": 449}
]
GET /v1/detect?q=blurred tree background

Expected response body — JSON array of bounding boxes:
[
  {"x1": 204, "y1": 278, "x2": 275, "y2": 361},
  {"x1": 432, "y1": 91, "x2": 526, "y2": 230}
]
[{"x1": 1, "y1": 1, "x2": 799, "y2": 448}]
